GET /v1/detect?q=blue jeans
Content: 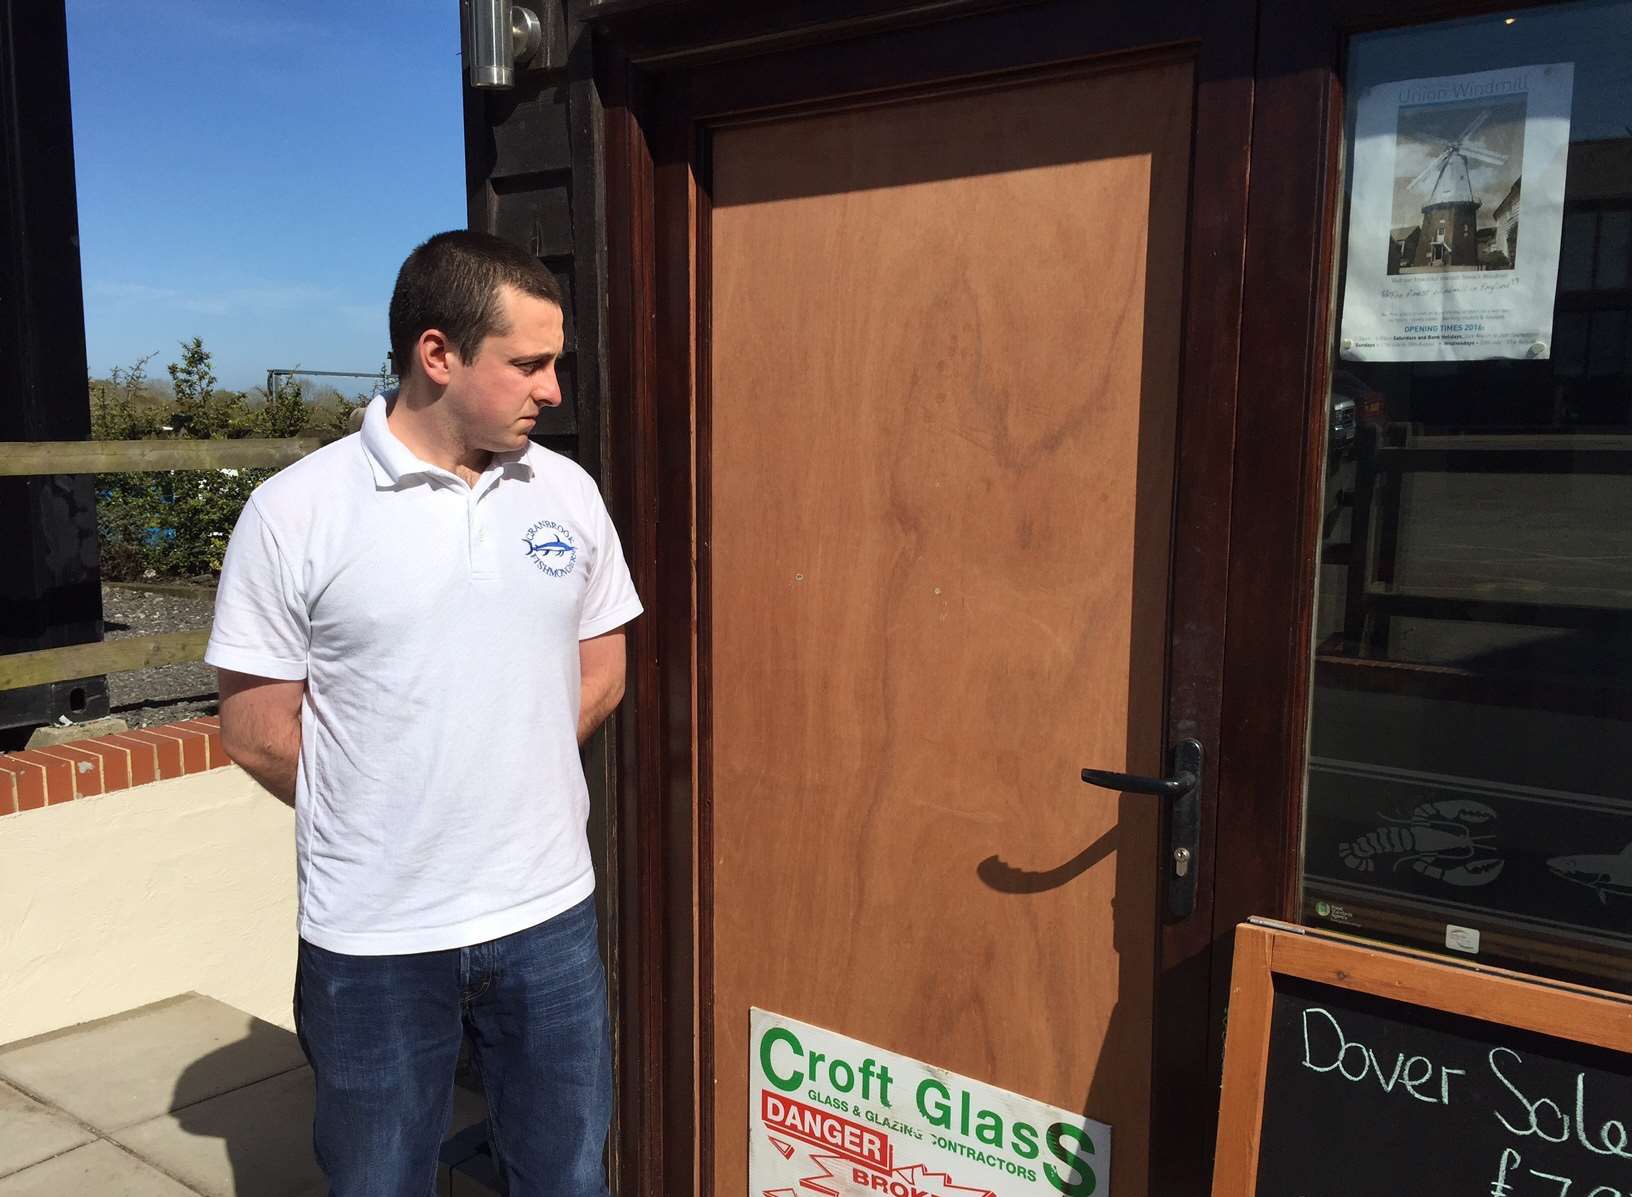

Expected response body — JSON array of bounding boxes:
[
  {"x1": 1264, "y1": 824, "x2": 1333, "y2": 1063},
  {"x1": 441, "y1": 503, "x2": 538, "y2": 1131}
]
[{"x1": 294, "y1": 895, "x2": 612, "y2": 1197}]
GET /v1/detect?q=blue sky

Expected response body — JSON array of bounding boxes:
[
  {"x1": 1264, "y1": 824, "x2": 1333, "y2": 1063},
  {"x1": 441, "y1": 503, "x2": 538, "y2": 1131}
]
[{"x1": 67, "y1": 0, "x2": 466, "y2": 393}]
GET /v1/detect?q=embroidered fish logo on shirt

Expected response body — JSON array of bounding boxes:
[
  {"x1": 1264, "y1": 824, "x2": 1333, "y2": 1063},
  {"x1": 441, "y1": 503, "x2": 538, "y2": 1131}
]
[
  {"x1": 523, "y1": 519, "x2": 578, "y2": 578},
  {"x1": 523, "y1": 534, "x2": 575, "y2": 558}
]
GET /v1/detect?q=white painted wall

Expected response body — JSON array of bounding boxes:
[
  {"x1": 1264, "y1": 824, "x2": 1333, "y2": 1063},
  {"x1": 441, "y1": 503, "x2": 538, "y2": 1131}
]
[{"x1": 0, "y1": 766, "x2": 297, "y2": 1045}]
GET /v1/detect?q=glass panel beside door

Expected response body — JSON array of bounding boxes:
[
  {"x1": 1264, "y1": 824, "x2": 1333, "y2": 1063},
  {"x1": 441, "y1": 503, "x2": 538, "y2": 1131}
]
[{"x1": 1302, "y1": 0, "x2": 1632, "y2": 987}]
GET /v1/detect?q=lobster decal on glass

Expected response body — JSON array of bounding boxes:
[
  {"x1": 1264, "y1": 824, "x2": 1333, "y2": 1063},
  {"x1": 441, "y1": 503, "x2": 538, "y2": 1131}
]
[{"x1": 1338, "y1": 799, "x2": 1505, "y2": 887}]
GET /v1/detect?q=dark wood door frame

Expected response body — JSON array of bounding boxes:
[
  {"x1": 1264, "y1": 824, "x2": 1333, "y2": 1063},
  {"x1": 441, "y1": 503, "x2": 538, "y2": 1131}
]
[{"x1": 598, "y1": 1, "x2": 1257, "y2": 1191}]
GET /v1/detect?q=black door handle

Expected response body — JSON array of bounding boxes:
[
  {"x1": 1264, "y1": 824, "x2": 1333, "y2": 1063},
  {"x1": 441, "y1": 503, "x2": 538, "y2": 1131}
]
[
  {"x1": 1079, "y1": 762, "x2": 1197, "y2": 800},
  {"x1": 1080, "y1": 739, "x2": 1203, "y2": 921}
]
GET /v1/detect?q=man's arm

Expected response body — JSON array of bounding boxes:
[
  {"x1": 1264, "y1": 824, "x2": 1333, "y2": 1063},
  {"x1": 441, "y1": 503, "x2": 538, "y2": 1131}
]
[
  {"x1": 578, "y1": 630, "x2": 627, "y2": 745},
  {"x1": 217, "y1": 669, "x2": 304, "y2": 807}
]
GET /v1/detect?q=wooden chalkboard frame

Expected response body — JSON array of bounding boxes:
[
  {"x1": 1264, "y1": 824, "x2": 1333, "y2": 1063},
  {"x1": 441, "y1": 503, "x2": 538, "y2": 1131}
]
[{"x1": 1211, "y1": 918, "x2": 1632, "y2": 1196}]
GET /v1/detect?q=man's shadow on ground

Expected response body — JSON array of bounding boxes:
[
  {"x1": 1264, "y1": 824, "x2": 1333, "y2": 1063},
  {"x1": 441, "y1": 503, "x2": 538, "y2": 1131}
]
[{"x1": 170, "y1": 1020, "x2": 497, "y2": 1196}]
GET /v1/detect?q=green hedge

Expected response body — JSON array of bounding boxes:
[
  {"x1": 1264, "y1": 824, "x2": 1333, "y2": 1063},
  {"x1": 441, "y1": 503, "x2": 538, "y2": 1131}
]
[
  {"x1": 95, "y1": 467, "x2": 275, "y2": 581},
  {"x1": 90, "y1": 341, "x2": 382, "y2": 581}
]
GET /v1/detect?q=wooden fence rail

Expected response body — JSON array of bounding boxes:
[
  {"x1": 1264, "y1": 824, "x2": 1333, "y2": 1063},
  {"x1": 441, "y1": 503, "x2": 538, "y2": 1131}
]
[
  {"x1": 0, "y1": 438, "x2": 321, "y2": 477},
  {"x1": 2, "y1": 437, "x2": 318, "y2": 692},
  {"x1": 0, "y1": 631, "x2": 213, "y2": 691}
]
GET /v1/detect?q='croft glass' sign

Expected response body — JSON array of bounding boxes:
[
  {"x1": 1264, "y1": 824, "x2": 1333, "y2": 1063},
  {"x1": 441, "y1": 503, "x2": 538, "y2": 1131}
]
[{"x1": 749, "y1": 1009, "x2": 1112, "y2": 1197}]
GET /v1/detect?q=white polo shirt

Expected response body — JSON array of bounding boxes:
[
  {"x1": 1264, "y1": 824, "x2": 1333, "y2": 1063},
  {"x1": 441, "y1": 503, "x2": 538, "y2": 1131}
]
[{"x1": 205, "y1": 396, "x2": 642, "y2": 955}]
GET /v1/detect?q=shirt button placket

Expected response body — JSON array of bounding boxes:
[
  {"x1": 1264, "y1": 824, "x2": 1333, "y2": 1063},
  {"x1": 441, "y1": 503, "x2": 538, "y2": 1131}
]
[{"x1": 471, "y1": 489, "x2": 497, "y2": 580}]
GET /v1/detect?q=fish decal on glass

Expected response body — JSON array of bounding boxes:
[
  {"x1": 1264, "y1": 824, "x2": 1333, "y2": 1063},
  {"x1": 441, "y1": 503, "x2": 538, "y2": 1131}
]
[{"x1": 1548, "y1": 843, "x2": 1632, "y2": 905}]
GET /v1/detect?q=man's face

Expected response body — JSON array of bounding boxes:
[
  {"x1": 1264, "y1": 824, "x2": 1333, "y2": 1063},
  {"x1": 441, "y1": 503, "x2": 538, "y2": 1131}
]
[{"x1": 443, "y1": 284, "x2": 564, "y2": 454}]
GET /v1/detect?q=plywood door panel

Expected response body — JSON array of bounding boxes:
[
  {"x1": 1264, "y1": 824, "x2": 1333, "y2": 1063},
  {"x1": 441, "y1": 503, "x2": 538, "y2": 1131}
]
[{"x1": 707, "y1": 60, "x2": 1193, "y2": 1197}]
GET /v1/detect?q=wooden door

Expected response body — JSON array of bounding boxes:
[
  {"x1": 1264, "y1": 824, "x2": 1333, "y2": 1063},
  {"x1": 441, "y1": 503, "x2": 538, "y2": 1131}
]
[
  {"x1": 708, "y1": 63, "x2": 1188, "y2": 1197},
  {"x1": 604, "y1": 3, "x2": 1257, "y2": 1193}
]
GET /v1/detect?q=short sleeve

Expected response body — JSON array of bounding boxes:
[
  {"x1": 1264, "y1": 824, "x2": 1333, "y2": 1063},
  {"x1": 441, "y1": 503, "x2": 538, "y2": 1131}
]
[
  {"x1": 578, "y1": 485, "x2": 643, "y2": 641},
  {"x1": 205, "y1": 496, "x2": 310, "y2": 680}
]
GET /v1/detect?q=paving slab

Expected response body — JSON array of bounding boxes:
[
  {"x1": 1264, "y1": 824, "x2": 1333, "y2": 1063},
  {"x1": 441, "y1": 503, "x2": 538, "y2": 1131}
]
[
  {"x1": 114, "y1": 1064, "x2": 489, "y2": 1197},
  {"x1": 0, "y1": 1140, "x2": 195, "y2": 1197},
  {"x1": 447, "y1": 1149, "x2": 502, "y2": 1195},
  {"x1": 449, "y1": 1152, "x2": 504, "y2": 1196},
  {"x1": 448, "y1": 1085, "x2": 489, "y2": 1141},
  {"x1": 437, "y1": 1120, "x2": 488, "y2": 1172},
  {"x1": 0, "y1": 994, "x2": 306, "y2": 1133},
  {"x1": 437, "y1": 1122, "x2": 491, "y2": 1197},
  {"x1": 112, "y1": 1067, "x2": 323, "y2": 1197},
  {"x1": 0, "y1": 1080, "x2": 95, "y2": 1179}
]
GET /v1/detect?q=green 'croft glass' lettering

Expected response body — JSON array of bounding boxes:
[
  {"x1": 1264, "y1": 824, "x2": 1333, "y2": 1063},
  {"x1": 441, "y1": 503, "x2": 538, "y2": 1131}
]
[
  {"x1": 1044, "y1": 1123, "x2": 1097, "y2": 1196},
  {"x1": 916, "y1": 1078, "x2": 953, "y2": 1128},
  {"x1": 761, "y1": 1027, "x2": 805, "y2": 1092}
]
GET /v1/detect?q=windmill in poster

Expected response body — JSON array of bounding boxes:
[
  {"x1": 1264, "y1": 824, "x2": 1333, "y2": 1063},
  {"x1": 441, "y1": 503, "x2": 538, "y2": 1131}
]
[
  {"x1": 1390, "y1": 94, "x2": 1525, "y2": 275},
  {"x1": 1402, "y1": 108, "x2": 1512, "y2": 270}
]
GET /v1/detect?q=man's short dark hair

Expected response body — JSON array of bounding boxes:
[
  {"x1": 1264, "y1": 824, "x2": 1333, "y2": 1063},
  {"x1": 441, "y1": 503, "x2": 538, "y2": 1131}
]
[{"x1": 388, "y1": 231, "x2": 563, "y2": 379}]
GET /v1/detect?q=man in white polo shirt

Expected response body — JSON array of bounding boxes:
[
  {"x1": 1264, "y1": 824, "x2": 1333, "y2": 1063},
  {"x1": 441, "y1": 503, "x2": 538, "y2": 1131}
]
[{"x1": 206, "y1": 231, "x2": 641, "y2": 1196}]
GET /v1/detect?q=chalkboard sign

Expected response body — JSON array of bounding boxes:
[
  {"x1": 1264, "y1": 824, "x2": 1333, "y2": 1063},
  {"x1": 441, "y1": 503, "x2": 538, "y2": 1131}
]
[{"x1": 1212, "y1": 920, "x2": 1632, "y2": 1197}]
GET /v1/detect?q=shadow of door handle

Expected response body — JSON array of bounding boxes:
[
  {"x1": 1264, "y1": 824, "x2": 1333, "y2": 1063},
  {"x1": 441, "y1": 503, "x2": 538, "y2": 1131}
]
[{"x1": 1080, "y1": 739, "x2": 1203, "y2": 921}]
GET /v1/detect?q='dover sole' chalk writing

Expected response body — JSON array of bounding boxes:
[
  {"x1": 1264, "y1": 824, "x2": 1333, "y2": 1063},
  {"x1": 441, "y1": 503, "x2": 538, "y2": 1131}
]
[
  {"x1": 1490, "y1": 1047, "x2": 1632, "y2": 1159},
  {"x1": 1300, "y1": 1006, "x2": 1465, "y2": 1105}
]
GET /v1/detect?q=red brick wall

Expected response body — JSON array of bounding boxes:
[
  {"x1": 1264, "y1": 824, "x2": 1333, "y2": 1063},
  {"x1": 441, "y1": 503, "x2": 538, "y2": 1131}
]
[{"x1": 0, "y1": 717, "x2": 227, "y2": 814}]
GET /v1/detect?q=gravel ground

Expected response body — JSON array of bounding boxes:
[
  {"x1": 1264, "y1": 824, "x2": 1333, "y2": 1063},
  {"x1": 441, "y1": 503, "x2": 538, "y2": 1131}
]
[{"x1": 101, "y1": 582, "x2": 220, "y2": 728}]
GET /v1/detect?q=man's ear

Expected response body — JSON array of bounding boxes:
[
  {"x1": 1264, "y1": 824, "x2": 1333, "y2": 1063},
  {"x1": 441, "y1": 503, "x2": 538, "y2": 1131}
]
[{"x1": 417, "y1": 328, "x2": 458, "y2": 385}]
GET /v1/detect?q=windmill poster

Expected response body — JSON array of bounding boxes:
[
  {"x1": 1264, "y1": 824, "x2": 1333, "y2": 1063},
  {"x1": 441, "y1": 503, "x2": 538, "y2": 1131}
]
[
  {"x1": 748, "y1": 1009, "x2": 1112, "y2": 1197},
  {"x1": 1338, "y1": 63, "x2": 1574, "y2": 362}
]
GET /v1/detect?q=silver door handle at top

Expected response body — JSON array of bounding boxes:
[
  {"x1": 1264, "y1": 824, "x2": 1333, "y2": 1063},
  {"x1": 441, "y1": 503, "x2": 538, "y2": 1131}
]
[{"x1": 1080, "y1": 739, "x2": 1204, "y2": 921}]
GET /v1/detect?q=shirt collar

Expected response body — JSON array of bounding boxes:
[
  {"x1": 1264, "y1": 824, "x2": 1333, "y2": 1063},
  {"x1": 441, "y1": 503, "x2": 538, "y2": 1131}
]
[{"x1": 360, "y1": 391, "x2": 534, "y2": 489}]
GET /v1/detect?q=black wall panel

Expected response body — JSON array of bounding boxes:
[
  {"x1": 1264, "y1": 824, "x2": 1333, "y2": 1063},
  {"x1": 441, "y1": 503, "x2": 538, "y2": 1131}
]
[{"x1": 0, "y1": 0, "x2": 109, "y2": 737}]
